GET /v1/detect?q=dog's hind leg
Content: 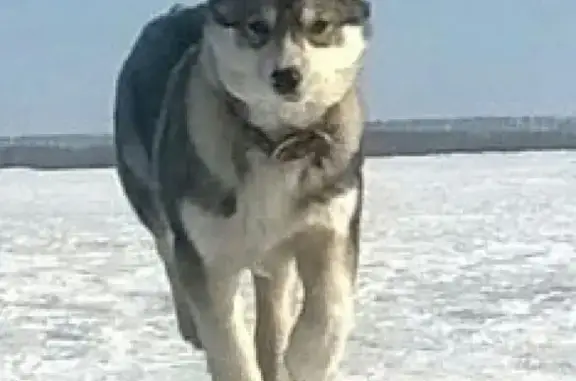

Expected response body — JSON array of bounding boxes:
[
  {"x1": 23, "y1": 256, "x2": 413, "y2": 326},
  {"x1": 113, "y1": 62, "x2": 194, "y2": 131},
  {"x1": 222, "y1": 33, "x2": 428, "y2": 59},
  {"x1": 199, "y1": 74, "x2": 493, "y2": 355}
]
[
  {"x1": 155, "y1": 234, "x2": 203, "y2": 349},
  {"x1": 252, "y1": 253, "x2": 299, "y2": 381},
  {"x1": 283, "y1": 225, "x2": 358, "y2": 381}
]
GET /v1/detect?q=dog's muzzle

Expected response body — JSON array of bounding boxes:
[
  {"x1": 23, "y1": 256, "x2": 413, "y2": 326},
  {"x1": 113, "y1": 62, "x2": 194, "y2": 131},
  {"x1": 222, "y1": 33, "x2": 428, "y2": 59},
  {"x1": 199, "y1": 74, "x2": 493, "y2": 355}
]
[{"x1": 270, "y1": 66, "x2": 302, "y2": 98}]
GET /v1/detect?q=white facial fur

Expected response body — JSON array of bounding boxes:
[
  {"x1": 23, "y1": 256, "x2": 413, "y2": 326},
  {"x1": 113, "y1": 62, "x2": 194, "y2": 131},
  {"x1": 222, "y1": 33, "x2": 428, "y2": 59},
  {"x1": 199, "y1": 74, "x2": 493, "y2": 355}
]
[{"x1": 202, "y1": 10, "x2": 367, "y2": 131}]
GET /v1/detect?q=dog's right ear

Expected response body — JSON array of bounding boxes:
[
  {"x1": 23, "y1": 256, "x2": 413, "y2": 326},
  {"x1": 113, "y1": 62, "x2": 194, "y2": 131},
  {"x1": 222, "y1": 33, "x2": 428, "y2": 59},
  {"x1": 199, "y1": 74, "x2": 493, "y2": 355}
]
[
  {"x1": 208, "y1": 0, "x2": 238, "y2": 27},
  {"x1": 344, "y1": 0, "x2": 371, "y2": 25}
]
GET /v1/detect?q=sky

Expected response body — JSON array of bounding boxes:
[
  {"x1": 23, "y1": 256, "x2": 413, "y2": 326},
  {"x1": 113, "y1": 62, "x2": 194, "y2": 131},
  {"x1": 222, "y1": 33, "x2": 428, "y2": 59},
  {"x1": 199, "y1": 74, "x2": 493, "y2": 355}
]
[{"x1": 0, "y1": 0, "x2": 575, "y2": 135}]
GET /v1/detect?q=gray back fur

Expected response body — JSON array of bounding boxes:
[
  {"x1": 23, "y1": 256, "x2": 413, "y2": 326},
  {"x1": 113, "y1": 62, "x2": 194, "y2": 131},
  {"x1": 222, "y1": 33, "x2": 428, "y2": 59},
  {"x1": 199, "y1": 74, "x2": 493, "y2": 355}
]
[
  {"x1": 114, "y1": 4, "x2": 207, "y2": 161},
  {"x1": 113, "y1": 4, "x2": 208, "y2": 234}
]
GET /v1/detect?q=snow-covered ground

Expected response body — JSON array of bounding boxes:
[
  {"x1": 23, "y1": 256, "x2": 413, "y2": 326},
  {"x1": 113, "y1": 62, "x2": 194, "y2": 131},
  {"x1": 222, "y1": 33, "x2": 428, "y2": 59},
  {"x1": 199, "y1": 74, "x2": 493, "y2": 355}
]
[{"x1": 1, "y1": 151, "x2": 575, "y2": 381}]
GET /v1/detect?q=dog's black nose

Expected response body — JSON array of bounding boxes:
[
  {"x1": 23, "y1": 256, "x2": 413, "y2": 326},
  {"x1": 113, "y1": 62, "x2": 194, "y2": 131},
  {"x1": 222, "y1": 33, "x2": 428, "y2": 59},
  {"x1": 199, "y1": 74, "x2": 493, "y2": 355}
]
[{"x1": 271, "y1": 66, "x2": 302, "y2": 95}]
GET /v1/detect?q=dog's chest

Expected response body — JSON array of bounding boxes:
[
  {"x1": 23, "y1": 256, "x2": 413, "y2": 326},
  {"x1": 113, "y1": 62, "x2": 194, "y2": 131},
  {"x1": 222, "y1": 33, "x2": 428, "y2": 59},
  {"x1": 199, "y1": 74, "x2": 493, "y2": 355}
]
[{"x1": 179, "y1": 157, "x2": 306, "y2": 271}]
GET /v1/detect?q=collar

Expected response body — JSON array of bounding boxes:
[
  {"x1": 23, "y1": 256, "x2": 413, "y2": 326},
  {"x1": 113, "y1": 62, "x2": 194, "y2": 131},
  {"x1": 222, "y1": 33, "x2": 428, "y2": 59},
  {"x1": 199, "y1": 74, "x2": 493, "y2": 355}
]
[
  {"x1": 223, "y1": 93, "x2": 335, "y2": 162},
  {"x1": 223, "y1": 94, "x2": 283, "y2": 157}
]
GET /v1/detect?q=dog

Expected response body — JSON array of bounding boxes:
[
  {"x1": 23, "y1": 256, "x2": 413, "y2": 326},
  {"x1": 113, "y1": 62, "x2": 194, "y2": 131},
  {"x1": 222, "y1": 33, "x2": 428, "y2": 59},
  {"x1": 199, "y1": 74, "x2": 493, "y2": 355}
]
[{"x1": 113, "y1": 1, "x2": 372, "y2": 380}]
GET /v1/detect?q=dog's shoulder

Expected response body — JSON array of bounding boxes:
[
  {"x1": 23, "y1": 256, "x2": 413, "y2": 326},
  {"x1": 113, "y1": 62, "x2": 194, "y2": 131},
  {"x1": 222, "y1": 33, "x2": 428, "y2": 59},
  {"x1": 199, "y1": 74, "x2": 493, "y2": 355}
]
[
  {"x1": 128, "y1": 4, "x2": 207, "y2": 75},
  {"x1": 114, "y1": 4, "x2": 208, "y2": 159},
  {"x1": 152, "y1": 44, "x2": 237, "y2": 225}
]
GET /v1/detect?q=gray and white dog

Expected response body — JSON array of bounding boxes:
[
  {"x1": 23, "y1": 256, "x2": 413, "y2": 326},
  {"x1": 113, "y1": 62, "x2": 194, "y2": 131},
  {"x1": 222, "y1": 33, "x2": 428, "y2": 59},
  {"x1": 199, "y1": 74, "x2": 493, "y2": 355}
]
[{"x1": 113, "y1": 1, "x2": 372, "y2": 380}]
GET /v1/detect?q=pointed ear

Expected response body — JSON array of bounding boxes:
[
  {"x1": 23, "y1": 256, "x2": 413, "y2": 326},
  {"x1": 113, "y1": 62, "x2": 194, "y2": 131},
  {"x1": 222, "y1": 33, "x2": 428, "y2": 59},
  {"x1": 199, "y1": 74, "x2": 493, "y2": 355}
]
[
  {"x1": 208, "y1": 0, "x2": 238, "y2": 27},
  {"x1": 360, "y1": 1, "x2": 371, "y2": 21},
  {"x1": 344, "y1": 0, "x2": 371, "y2": 25}
]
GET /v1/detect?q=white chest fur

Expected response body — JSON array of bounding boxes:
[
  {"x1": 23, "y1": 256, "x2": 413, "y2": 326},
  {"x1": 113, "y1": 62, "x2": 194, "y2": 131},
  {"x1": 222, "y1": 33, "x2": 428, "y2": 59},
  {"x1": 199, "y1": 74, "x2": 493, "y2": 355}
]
[
  {"x1": 178, "y1": 153, "x2": 359, "y2": 276},
  {"x1": 179, "y1": 155, "x2": 305, "y2": 273}
]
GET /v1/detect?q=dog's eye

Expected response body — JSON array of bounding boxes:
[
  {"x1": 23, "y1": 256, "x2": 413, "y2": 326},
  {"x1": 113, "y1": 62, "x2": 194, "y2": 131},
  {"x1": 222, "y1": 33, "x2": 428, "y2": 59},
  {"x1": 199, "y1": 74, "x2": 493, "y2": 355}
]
[
  {"x1": 247, "y1": 20, "x2": 270, "y2": 37},
  {"x1": 308, "y1": 19, "x2": 331, "y2": 36},
  {"x1": 306, "y1": 19, "x2": 335, "y2": 46}
]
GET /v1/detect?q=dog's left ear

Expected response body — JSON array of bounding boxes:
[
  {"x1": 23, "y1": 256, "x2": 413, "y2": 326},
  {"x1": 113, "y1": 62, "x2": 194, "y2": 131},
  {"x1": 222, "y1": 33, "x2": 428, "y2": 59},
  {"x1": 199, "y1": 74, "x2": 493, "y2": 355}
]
[{"x1": 345, "y1": 0, "x2": 371, "y2": 25}]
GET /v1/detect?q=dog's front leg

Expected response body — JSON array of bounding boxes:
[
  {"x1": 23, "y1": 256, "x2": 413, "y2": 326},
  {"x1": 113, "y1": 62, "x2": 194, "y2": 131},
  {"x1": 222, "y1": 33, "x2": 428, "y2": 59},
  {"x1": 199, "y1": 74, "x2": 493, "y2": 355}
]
[
  {"x1": 173, "y1": 234, "x2": 262, "y2": 381},
  {"x1": 284, "y1": 227, "x2": 357, "y2": 381},
  {"x1": 253, "y1": 253, "x2": 298, "y2": 381},
  {"x1": 194, "y1": 275, "x2": 262, "y2": 381}
]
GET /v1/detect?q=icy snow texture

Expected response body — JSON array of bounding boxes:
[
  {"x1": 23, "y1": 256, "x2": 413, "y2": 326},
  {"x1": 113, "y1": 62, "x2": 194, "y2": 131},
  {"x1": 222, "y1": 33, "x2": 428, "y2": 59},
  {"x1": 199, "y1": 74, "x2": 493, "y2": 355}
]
[{"x1": 1, "y1": 151, "x2": 575, "y2": 380}]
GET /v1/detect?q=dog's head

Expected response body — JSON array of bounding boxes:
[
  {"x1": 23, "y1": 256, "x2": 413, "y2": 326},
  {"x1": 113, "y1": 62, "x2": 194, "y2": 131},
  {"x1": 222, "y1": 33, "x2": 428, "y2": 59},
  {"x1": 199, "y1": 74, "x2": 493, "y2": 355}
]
[{"x1": 203, "y1": 0, "x2": 372, "y2": 130}]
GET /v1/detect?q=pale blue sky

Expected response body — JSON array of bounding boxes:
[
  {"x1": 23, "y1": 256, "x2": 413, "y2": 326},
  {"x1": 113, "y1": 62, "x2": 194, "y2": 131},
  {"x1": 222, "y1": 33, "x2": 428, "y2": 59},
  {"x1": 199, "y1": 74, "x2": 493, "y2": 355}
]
[{"x1": 0, "y1": 0, "x2": 574, "y2": 135}]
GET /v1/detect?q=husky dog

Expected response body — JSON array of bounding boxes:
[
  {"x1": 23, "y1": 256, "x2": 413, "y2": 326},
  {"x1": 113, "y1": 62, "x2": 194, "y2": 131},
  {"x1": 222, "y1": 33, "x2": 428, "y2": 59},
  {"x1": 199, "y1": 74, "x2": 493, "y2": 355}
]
[{"x1": 113, "y1": 1, "x2": 371, "y2": 380}]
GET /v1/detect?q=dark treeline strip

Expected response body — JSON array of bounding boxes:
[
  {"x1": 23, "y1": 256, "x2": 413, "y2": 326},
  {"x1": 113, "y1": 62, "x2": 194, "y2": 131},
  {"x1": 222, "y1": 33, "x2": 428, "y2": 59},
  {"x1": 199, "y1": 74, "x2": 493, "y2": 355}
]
[{"x1": 2, "y1": 116, "x2": 576, "y2": 169}]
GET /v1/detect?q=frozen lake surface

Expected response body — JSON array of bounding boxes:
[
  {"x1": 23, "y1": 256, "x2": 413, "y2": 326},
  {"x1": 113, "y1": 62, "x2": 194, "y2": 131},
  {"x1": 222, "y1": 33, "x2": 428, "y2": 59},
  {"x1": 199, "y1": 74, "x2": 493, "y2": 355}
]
[{"x1": 1, "y1": 151, "x2": 576, "y2": 380}]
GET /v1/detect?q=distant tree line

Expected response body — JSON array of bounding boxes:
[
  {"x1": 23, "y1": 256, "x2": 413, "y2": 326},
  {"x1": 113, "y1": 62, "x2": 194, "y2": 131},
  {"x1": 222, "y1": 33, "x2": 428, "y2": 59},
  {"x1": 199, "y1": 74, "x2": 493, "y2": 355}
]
[{"x1": 1, "y1": 116, "x2": 575, "y2": 170}]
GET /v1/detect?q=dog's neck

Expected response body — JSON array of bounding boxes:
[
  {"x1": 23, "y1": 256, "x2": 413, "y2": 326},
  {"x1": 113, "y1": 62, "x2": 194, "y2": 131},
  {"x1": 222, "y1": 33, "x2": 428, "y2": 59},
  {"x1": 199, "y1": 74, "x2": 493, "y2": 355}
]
[
  {"x1": 223, "y1": 94, "x2": 288, "y2": 158},
  {"x1": 196, "y1": 41, "x2": 342, "y2": 163},
  {"x1": 223, "y1": 91, "x2": 341, "y2": 163}
]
